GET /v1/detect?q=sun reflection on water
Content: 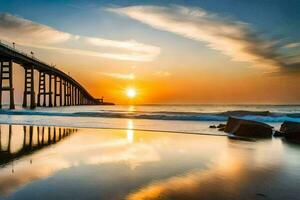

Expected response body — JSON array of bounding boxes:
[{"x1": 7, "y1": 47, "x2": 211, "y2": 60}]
[
  {"x1": 128, "y1": 105, "x2": 136, "y2": 112},
  {"x1": 127, "y1": 120, "x2": 134, "y2": 143}
]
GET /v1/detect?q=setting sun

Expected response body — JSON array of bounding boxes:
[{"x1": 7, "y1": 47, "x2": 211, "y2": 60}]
[{"x1": 126, "y1": 88, "x2": 137, "y2": 98}]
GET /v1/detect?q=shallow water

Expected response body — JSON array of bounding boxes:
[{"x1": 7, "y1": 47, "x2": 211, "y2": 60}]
[{"x1": 0, "y1": 124, "x2": 300, "y2": 200}]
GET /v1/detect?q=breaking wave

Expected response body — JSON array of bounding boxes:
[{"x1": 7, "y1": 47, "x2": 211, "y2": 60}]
[{"x1": 1, "y1": 109, "x2": 300, "y2": 123}]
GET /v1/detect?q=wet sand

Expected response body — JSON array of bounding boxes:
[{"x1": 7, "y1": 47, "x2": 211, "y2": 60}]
[{"x1": 0, "y1": 124, "x2": 300, "y2": 200}]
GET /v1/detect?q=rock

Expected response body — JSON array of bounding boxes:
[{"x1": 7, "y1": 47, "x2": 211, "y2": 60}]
[
  {"x1": 224, "y1": 117, "x2": 242, "y2": 133},
  {"x1": 224, "y1": 117, "x2": 273, "y2": 138},
  {"x1": 280, "y1": 121, "x2": 300, "y2": 143},
  {"x1": 273, "y1": 130, "x2": 285, "y2": 137},
  {"x1": 218, "y1": 127, "x2": 226, "y2": 132},
  {"x1": 217, "y1": 124, "x2": 226, "y2": 132},
  {"x1": 280, "y1": 121, "x2": 300, "y2": 133},
  {"x1": 209, "y1": 125, "x2": 217, "y2": 128},
  {"x1": 217, "y1": 124, "x2": 226, "y2": 128}
]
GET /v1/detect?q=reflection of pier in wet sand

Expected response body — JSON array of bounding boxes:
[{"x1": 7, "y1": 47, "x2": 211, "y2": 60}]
[{"x1": 0, "y1": 125, "x2": 77, "y2": 166}]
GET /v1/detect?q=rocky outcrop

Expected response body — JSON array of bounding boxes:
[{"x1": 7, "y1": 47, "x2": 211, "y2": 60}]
[
  {"x1": 224, "y1": 117, "x2": 273, "y2": 138},
  {"x1": 280, "y1": 121, "x2": 300, "y2": 143},
  {"x1": 217, "y1": 124, "x2": 226, "y2": 131},
  {"x1": 209, "y1": 124, "x2": 226, "y2": 131},
  {"x1": 217, "y1": 124, "x2": 226, "y2": 128},
  {"x1": 273, "y1": 130, "x2": 285, "y2": 137}
]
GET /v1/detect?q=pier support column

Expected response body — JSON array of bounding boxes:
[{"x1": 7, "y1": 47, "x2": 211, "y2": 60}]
[
  {"x1": 79, "y1": 92, "x2": 81, "y2": 105},
  {"x1": 66, "y1": 82, "x2": 71, "y2": 106},
  {"x1": 64, "y1": 80, "x2": 67, "y2": 106},
  {"x1": 22, "y1": 66, "x2": 36, "y2": 109},
  {"x1": 76, "y1": 88, "x2": 80, "y2": 105},
  {"x1": 80, "y1": 93, "x2": 83, "y2": 105},
  {"x1": 0, "y1": 59, "x2": 15, "y2": 109},
  {"x1": 54, "y1": 76, "x2": 57, "y2": 107},
  {"x1": 48, "y1": 74, "x2": 53, "y2": 107},
  {"x1": 59, "y1": 77, "x2": 63, "y2": 106},
  {"x1": 69, "y1": 84, "x2": 71, "y2": 106},
  {"x1": 37, "y1": 71, "x2": 46, "y2": 107},
  {"x1": 66, "y1": 82, "x2": 70, "y2": 106},
  {"x1": 71, "y1": 85, "x2": 74, "y2": 105},
  {"x1": 75, "y1": 88, "x2": 78, "y2": 105}
]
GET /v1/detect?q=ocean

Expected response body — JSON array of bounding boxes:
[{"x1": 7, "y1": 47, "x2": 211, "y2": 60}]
[
  {"x1": 0, "y1": 105, "x2": 300, "y2": 200},
  {"x1": 0, "y1": 104, "x2": 300, "y2": 134}
]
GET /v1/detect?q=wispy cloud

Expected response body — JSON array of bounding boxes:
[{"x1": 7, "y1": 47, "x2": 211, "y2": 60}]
[
  {"x1": 85, "y1": 37, "x2": 160, "y2": 56},
  {"x1": 100, "y1": 72, "x2": 135, "y2": 80},
  {"x1": 0, "y1": 13, "x2": 71, "y2": 44},
  {"x1": 284, "y1": 42, "x2": 300, "y2": 49},
  {"x1": 0, "y1": 12, "x2": 160, "y2": 62},
  {"x1": 27, "y1": 43, "x2": 155, "y2": 62},
  {"x1": 110, "y1": 5, "x2": 300, "y2": 71}
]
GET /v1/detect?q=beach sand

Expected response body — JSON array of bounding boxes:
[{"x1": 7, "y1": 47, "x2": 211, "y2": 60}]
[{"x1": 0, "y1": 124, "x2": 300, "y2": 200}]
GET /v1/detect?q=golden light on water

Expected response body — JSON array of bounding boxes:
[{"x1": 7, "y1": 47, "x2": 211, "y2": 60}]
[
  {"x1": 127, "y1": 120, "x2": 134, "y2": 143},
  {"x1": 126, "y1": 88, "x2": 137, "y2": 99}
]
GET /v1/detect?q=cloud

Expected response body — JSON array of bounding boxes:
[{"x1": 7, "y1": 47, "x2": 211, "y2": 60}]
[
  {"x1": 0, "y1": 12, "x2": 160, "y2": 62},
  {"x1": 284, "y1": 42, "x2": 300, "y2": 49},
  {"x1": 85, "y1": 37, "x2": 160, "y2": 56},
  {"x1": 110, "y1": 5, "x2": 300, "y2": 72},
  {"x1": 0, "y1": 13, "x2": 71, "y2": 44},
  {"x1": 99, "y1": 52, "x2": 157, "y2": 62},
  {"x1": 23, "y1": 43, "x2": 154, "y2": 62},
  {"x1": 101, "y1": 72, "x2": 135, "y2": 80}
]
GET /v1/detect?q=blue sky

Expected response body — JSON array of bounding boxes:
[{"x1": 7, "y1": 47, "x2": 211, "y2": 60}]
[
  {"x1": 1, "y1": 0, "x2": 300, "y2": 39},
  {"x1": 1, "y1": 0, "x2": 299, "y2": 49},
  {"x1": 0, "y1": 0, "x2": 300, "y2": 32}
]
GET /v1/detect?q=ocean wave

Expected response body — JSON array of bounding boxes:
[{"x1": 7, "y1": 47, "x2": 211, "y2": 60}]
[{"x1": 1, "y1": 109, "x2": 300, "y2": 123}]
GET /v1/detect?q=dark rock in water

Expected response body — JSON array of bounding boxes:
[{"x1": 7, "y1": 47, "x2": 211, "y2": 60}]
[
  {"x1": 216, "y1": 123, "x2": 226, "y2": 131},
  {"x1": 234, "y1": 123, "x2": 273, "y2": 138},
  {"x1": 218, "y1": 127, "x2": 225, "y2": 132},
  {"x1": 224, "y1": 117, "x2": 241, "y2": 133},
  {"x1": 280, "y1": 121, "x2": 300, "y2": 133},
  {"x1": 209, "y1": 125, "x2": 217, "y2": 128},
  {"x1": 273, "y1": 130, "x2": 285, "y2": 137},
  {"x1": 280, "y1": 121, "x2": 300, "y2": 143},
  {"x1": 217, "y1": 123, "x2": 226, "y2": 128},
  {"x1": 224, "y1": 117, "x2": 273, "y2": 138}
]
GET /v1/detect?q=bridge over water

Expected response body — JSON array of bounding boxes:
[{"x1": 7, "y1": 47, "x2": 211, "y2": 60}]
[{"x1": 0, "y1": 42, "x2": 109, "y2": 109}]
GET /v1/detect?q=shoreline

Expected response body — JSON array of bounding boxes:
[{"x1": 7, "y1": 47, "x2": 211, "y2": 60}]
[{"x1": 0, "y1": 122, "x2": 228, "y2": 137}]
